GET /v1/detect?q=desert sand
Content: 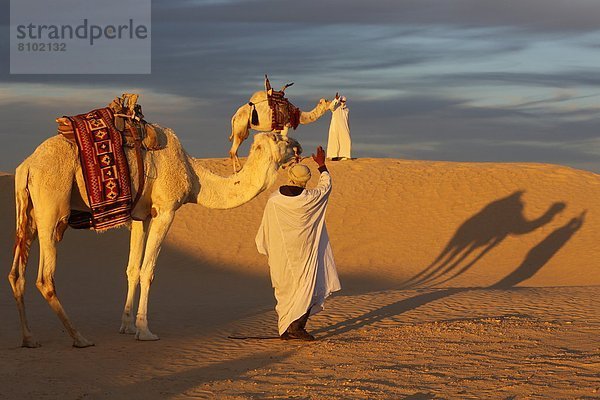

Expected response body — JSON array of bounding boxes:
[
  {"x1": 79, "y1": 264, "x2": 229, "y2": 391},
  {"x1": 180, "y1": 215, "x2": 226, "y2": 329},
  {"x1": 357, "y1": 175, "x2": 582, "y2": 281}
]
[{"x1": 1, "y1": 157, "x2": 598, "y2": 399}]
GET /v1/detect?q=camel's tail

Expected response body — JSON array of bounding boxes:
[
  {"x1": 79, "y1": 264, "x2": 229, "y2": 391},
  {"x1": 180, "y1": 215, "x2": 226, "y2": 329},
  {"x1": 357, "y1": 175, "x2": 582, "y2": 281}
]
[
  {"x1": 12, "y1": 164, "x2": 35, "y2": 268},
  {"x1": 229, "y1": 115, "x2": 235, "y2": 142}
]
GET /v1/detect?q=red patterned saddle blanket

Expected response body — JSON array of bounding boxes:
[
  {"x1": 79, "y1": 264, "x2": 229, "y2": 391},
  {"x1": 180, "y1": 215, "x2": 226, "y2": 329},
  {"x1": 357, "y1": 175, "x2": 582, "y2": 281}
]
[
  {"x1": 267, "y1": 91, "x2": 300, "y2": 131},
  {"x1": 67, "y1": 108, "x2": 132, "y2": 230}
]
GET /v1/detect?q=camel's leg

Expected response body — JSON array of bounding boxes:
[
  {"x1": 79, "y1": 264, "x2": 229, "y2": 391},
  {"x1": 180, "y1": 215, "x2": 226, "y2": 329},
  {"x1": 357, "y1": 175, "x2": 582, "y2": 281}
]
[
  {"x1": 231, "y1": 154, "x2": 242, "y2": 174},
  {"x1": 8, "y1": 223, "x2": 39, "y2": 348},
  {"x1": 229, "y1": 138, "x2": 243, "y2": 173},
  {"x1": 420, "y1": 242, "x2": 478, "y2": 287},
  {"x1": 436, "y1": 237, "x2": 503, "y2": 286},
  {"x1": 230, "y1": 113, "x2": 250, "y2": 173},
  {"x1": 35, "y1": 224, "x2": 94, "y2": 348},
  {"x1": 405, "y1": 245, "x2": 463, "y2": 287},
  {"x1": 135, "y1": 209, "x2": 175, "y2": 341},
  {"x1": 120, "y1": 219, "x2": 150, "y2": 334},
  {"x1": 403, "y1": 252, "x2": 445, "y2": 286},
  {"x1": 8, "y1": 164, "x2": 40, "y2": 347}
]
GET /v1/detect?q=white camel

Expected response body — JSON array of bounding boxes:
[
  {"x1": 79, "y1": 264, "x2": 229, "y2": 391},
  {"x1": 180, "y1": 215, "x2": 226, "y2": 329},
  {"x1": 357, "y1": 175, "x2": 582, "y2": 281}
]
[
  {"x1": 229, "y1": 78, "x2": 338, "y2": 172},
  {"x1": 8, "y1": 127, "x2": 301, "y2": 348}
]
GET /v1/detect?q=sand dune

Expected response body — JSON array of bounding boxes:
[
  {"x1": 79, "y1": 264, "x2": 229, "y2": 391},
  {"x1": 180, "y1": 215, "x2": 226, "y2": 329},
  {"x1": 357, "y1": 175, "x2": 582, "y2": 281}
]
[
  {"x1": 169, "y1": 158, "x2": 599, "y2": 288},
  {"x1": 1, "y1": 158, "x2": 598, "y2": 399}
]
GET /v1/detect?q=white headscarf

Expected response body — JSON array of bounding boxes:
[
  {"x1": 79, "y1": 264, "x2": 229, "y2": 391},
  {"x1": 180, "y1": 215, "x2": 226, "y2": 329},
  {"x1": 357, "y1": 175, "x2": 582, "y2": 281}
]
[{"x1": 288, "y1": 164, "x2": 311, "y2": 187}]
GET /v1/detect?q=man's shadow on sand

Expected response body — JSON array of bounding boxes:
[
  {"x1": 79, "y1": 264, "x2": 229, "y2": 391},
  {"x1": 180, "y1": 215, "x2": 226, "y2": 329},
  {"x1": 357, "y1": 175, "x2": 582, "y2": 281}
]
[
  {"x1": 315, "y1": 193, "x2": 585, "y2": 339},
  {"x1": 403, "y1": 191, "x2": 566, "y2": 288}
]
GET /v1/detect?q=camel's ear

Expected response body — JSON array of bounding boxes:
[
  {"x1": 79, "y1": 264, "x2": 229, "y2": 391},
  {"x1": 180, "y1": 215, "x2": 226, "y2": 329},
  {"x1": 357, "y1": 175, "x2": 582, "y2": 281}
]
[
  {"x1": 335, "y1": 92, "x2": 339, "y2": 99},
  {"x1": 265, "y1": 75, "x2": 272, "y2": 91}
]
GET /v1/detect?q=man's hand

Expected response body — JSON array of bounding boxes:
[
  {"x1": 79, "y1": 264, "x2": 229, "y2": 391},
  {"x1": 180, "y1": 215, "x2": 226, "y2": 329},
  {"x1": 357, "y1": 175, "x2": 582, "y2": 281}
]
[{"x1": 312, "y1": 146, "x2": 326, "y2": 167}]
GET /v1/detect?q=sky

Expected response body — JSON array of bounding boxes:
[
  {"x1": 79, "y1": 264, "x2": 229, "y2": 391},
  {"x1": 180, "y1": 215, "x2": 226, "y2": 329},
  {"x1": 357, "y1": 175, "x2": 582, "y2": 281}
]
[{"x1": 1, "y1": 0, "x2": 600, "y2": 173}]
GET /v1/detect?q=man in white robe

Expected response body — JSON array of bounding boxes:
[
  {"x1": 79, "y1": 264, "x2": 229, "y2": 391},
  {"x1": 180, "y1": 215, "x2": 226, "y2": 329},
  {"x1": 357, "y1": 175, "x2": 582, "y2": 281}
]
[
  {"x1": 326, "y1": 96, "x2": 351, "y2": 160},
  {"x1": 256, "y1": 146, "x2": 341, "y2": 340}
]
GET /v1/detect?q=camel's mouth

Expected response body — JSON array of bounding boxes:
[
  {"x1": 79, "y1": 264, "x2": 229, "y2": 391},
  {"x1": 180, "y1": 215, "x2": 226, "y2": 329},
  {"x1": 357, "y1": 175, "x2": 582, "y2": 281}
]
[
  {"x1": 264, "y1": 133, "x2": 302, "y2": 165},
  {"x1": 290, "y1": 138, "x2": 302, "y2": 155},
  {"x1": 286, "y1": 137, "x2": 302, "y2": 161}
]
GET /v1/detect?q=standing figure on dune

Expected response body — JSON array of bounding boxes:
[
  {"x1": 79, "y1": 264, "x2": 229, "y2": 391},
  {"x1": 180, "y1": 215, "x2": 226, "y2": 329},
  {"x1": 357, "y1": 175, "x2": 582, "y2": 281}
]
[
  {"x1": 256, "y1": 146, "x2": 341, "y2": 340},
  {"x1": 327, "y1": 96, "x2": 352, "y2": 161}
]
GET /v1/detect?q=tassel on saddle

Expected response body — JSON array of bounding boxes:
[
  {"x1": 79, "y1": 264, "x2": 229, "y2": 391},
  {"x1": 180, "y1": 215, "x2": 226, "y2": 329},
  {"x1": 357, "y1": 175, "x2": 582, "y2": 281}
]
[{"x1": 249, "y1": 102, "x2": 259, "y2": 125}]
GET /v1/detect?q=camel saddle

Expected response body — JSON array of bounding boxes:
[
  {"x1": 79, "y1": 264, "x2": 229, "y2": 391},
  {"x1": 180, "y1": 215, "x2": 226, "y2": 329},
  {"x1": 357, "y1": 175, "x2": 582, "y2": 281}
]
[
  {"x1": 56, "y1": 93, "x2": 162, "y2": 151},
  {"x1": 56, "y1": 94, "x2": 162, "y2": 224},
  {"x1": 266, "y1": 89, "x2": 300, "y2": 131}
]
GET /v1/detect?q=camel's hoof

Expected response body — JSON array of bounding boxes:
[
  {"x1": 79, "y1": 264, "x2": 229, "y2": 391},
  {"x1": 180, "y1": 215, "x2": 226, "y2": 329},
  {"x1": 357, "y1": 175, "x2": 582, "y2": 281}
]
[
  {"x1": 73, "y1": 338, "x2": 95, "y2": 348},
  {"x1": 21, "y1": 337, "x2": 41, "y2": 348},
  {"x1": 135, "y1": 330, "x2": 160, "y2": 341},
  {"x1": 119, "y1": 324, "x2": 136, "y2": 335}
]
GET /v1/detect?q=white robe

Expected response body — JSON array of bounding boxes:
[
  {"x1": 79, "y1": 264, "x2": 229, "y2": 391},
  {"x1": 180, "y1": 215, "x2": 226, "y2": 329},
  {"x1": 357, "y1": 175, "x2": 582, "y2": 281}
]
[
  {"x1": 327, "y1": 103, "x2": 351, "y2": 159},
  {"x1": 255, "y1": 172, "x2": 341, "y2": 335}
]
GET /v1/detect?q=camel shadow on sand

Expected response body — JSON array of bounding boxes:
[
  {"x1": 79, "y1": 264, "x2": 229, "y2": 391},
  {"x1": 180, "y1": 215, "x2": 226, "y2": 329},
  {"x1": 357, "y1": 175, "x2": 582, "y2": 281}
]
[
  {"x1": 315, "y1": 193, "x2": 585, "y2": 339},
  {"x1": 403, "y1": 191, "x2": 566, "y2": 288}
]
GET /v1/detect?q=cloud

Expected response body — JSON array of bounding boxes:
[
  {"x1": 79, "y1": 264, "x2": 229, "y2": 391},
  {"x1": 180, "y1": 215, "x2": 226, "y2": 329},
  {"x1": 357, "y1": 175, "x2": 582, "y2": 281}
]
[
  {"x1": 154, "y1": 0, "x2": 600, "y2": 33},
  {"x1": 2, "y1": 87, "x2": 600, "y2": 173},
  {"x1": 421, "y1": 71, "x2": 600, "y2": 89},
  {"x1": 0, "y1": 83, "x2": 206, "y2": 110}
]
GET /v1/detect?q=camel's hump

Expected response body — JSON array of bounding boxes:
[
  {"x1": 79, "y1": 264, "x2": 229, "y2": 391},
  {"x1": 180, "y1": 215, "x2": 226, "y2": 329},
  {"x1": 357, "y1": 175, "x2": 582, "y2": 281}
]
[{"x1": 249, "y1": 91, "x2": 267, "y2": 103}]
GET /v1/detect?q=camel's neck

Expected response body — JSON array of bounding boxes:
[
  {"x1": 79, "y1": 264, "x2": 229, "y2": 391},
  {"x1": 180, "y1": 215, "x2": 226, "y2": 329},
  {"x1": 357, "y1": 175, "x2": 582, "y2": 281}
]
[
  {"x1": 186, "y1": 155, "x2": 279, "y2": 209},
  {"x1": 525, "y1": 207, "x2": 559, "y2": 231},
  {"x1": 299, "y1": 101, "x2": 328, "y2": 124}
]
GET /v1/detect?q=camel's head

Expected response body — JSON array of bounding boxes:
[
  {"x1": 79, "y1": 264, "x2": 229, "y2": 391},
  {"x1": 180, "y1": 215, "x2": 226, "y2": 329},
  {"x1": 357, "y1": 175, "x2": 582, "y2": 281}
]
[
  {"x1": 250, "y1": 132, "x2": 302, "y2": 167},
  {"x1": 325, "y1": 92, "x2": 341, "y2": 112}
]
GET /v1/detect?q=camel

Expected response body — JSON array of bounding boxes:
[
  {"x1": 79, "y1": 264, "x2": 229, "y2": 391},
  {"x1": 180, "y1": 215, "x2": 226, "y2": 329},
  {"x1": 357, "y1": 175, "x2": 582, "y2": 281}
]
[
  {"x1": 229, "y1": 76, "x2": 339, "y2": 172},
  {"x1": 8, "y1": 126, "x2": 301, "y2": 348}
]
